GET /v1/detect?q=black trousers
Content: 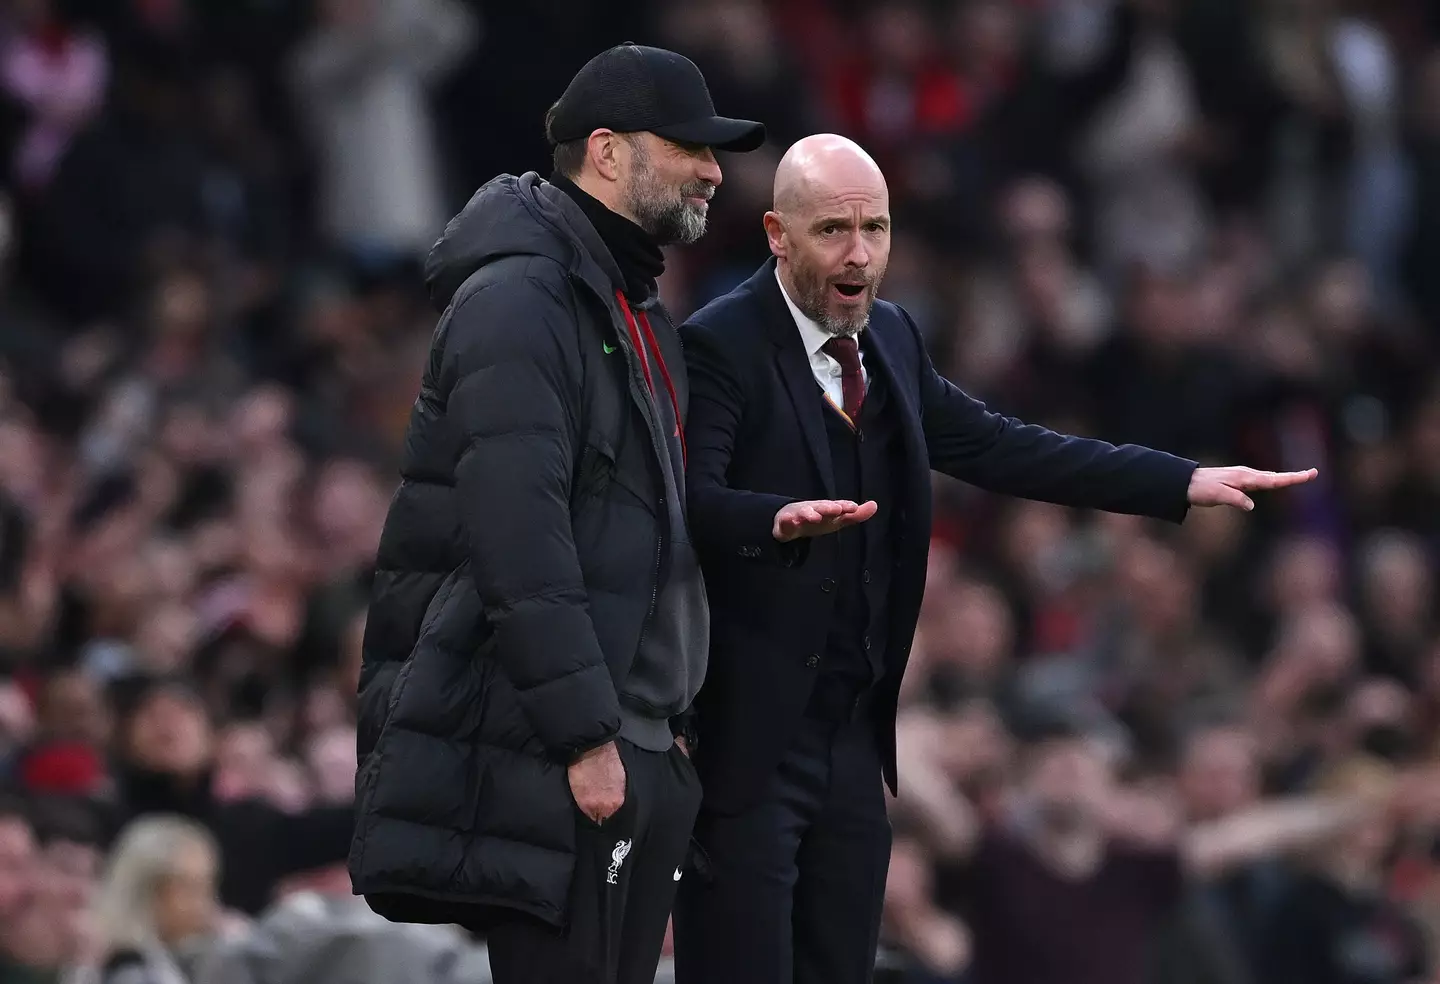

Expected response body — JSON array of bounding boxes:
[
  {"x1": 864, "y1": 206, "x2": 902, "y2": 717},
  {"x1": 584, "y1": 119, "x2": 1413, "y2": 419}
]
[
  {"x1": 489, "y1": 739, "x2": 701, "y2": 984},
  {"x1": 672, "y1": 704, "x2": 893, "y2": 984}
]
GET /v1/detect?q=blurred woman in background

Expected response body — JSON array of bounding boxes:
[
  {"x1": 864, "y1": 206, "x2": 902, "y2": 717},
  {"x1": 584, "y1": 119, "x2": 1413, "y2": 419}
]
[{"x1": 85, "y1": 815, "x2": 220, "y2": 984}]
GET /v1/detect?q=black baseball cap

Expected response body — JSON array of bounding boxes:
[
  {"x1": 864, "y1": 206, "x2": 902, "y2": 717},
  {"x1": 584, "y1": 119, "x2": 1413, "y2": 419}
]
[{"x1": 548, "y1": 44, "x2": 766, "y2": 153}]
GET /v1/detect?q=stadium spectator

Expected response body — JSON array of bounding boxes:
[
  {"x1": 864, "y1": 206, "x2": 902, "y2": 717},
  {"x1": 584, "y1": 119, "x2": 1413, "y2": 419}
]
[
  {"x1": 0, "y1": 798, "x2": 44, "y2": 981},
  {"x1": 111, "y1": 678, "x2": 350, "y2": 915},
  {"x1": 289, "y1": 0, "x2": 477, "y2": 269},
  {"x1": 89, "y1": 815, "x2": 220, "y2": 984},
  {"x1": 0, "y1": 0, "x2": 1430, "y2": 981},
  {"x1": 925, "y1": 724, "x2": 1405, "y2": 984}
]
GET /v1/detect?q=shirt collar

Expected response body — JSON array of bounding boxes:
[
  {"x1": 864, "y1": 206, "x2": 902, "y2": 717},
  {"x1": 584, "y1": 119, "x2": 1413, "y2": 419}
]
[{"x1": 775, "y1": 265, "x2": 833, "y2": 360}]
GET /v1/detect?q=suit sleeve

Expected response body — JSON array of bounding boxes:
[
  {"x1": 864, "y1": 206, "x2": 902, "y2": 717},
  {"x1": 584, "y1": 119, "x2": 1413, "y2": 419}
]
[
  {"x1": 441, "y1": 277, "x2": 621, "y2": 760},
  {"x1": 680, "y1": 318, "x2": 805, "y2": 566},
  {"x1": 907, "y1": 310, "x2": 1196, "y2": 522}
]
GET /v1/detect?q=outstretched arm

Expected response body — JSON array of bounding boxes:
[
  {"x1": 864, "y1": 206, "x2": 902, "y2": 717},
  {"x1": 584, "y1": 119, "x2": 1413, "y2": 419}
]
[
  {"x1": 907, "y1": 309, "x2": 1314, "y2": 518},
  {"x1": 1182, "y1": 795, "x2": 1374, "y2": 878}
]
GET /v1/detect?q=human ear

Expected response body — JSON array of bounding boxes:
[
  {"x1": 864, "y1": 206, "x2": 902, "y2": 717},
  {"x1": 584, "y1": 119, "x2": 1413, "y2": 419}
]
[
  {"x1": 587, "y1": 130, "x2": 622, "y2": 182},
  {"x1": 763, "y1": 210, "x2": 787, "y2": 258}
]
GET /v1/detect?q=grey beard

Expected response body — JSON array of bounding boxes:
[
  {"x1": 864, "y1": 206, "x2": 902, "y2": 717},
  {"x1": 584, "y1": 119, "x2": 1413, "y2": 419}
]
[
  {"x1": 622, "y1": 151, "x2": 710, "y2": 246},
  {"x1": 628, "y1": 195, "x2": 707, "y2": 246},
  {"x1": 797, "y1": 291, "x2": 870, "y2": 337},
  {"x1": 664, "y1": 201, "x2": 708, "y2": 245},
  {"x1": 792, "y1": 270, "x2": 873, "y2": 337},
  {"x1": 620, "y1": 133, "x2": 711, "y2": 245},
  {"x1": 817, "y1": 312, "x2": 868, "y2": 338}
]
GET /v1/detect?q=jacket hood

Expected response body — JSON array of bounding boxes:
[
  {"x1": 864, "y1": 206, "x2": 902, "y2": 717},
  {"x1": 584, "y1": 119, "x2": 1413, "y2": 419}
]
[{"x1": 423, "y1": 171, "x2": 624, "y2": 312}]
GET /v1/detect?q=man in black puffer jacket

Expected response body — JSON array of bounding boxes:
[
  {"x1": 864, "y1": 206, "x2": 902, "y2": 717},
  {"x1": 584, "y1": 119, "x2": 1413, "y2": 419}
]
[{"x1": 348, "y1": 45, "x2": 765, "y2": 984}]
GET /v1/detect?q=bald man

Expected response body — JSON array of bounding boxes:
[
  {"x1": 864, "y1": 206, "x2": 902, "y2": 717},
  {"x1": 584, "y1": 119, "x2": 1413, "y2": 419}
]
[{"x1": 671, "y1": 134, "x2": 1315, "y2": 984}]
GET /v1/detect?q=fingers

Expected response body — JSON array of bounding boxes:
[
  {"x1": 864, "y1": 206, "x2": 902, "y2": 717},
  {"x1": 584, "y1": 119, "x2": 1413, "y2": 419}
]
[
  {"x1": 1194, "y1": 467, "x2": 1319, "y2": 512},
  {"x1": 1213, "y1": 466, "x2": 1319, "y2": 489},
  {"x1": 790, "y1": 500, "x2": 863, "y2": 524},
  {"x1": 775, "y1": 501, "x2": 878, "y2": 540},
  {"x1": 569, "y1": 749, "x2": 628, "y2": 822},
  {"x1": 779, "y1": 503, "x2": 832, "y2": 533},
  {"x1": 813, "y1": 501, "x2": 879, "y2": 530},
  {"x1": 1216, "y1": 486, "x2": 1255, "y2": 511},
  {"x1": 852, "y1": 500, "x2": 879, "y2": 521},
  {"x1": 1235, "y1": 468, "x2": 1318, "y2": 490},
  {"x1": 830, "y1": 501, "x2": 879, "y2": 528},
  {"x1": 1262, "y1": 468, "x2": 1319, "y2": 488}
]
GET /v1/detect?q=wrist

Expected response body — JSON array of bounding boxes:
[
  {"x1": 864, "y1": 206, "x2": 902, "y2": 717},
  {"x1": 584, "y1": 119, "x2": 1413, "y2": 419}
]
[{"x1": 570, "y1": 738, "x2": 614, "y2": 765}]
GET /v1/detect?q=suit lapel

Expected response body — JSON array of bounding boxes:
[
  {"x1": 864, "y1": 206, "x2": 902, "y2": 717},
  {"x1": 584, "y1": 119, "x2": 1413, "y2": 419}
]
[
  {"x1": 776, "y1": 344, "x2": 837, "y2": 498},
  {"x1": 756, "y1": 261, "x2": 837, "y2": 498}
]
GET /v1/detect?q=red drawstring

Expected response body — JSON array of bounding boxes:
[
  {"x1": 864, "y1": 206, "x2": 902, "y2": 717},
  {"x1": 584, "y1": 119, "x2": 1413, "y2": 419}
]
[
  {"x1": 619, "y1": 294, "x2": 655, "y2": 391},
  {"x1": 616, "y1": 292, "x2": 687, "y2": 468}
]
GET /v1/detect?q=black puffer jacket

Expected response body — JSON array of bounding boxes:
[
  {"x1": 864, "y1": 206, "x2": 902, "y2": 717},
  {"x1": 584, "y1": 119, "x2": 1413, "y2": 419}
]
[{"x1": 348, "y1": 172, "x2": 705, "y2": 930}]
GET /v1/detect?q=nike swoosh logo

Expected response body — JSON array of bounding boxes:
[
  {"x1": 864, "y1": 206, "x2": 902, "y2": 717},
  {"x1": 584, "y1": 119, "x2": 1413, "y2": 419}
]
[{"x1": 603, "y1": 340, "x2": 617, "y2": 354}]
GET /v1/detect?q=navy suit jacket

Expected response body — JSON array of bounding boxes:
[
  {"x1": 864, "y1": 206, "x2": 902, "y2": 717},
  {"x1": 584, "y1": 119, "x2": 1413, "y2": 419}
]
[{"x1": 680, "y1": 259, "x2": 1197, "y2": 814}]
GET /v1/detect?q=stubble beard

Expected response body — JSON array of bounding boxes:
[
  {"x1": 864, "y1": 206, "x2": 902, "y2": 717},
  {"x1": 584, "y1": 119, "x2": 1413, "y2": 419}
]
[
  {"x1": 792, "y1": 261, "x2": 874, "y2": 338},
  {"x1": 623, "y1": 145, "x2": 711, "y2": 246}
]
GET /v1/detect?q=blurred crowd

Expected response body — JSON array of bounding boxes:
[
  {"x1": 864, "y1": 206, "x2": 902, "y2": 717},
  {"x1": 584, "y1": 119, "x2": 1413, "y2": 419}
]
[{"x1": 0, "y1": 0, "x2": 1437, "y2": 982}]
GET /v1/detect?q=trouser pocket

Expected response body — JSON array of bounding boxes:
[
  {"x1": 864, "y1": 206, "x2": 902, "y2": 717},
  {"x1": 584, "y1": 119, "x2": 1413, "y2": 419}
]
[{"x1": 565, "y1": 741, "x2": 641, "y2": 982}]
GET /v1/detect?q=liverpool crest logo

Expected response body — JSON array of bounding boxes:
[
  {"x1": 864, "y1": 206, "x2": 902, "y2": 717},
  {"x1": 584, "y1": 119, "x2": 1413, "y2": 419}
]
[{"x1": 607, "y1": 839, "x2": 632, "y2": 885}]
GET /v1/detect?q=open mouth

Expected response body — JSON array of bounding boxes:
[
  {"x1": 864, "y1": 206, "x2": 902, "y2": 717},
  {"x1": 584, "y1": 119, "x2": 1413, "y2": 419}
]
[{"x1": 833, "y1": 283, "x2": 866, "y2": 299}]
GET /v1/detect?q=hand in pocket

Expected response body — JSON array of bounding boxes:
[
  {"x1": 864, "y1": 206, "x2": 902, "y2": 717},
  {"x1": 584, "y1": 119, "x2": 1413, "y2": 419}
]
[{"x1": 569, "y1": 740, "x2": 627, "y2": 823}]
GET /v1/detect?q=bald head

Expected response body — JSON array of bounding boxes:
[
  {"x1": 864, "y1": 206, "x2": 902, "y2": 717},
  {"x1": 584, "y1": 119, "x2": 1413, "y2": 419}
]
[
  {"x1": 765, "y1": 135, "x2": 891, "y2": 337},
  {"x1": 772, "y1": 134, "x2": 887, "y2": 216}
]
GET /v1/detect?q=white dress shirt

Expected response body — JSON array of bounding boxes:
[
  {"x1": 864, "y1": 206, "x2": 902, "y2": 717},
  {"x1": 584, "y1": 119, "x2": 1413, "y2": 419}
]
[{"x1": 775, "y1": 266, "x2": 868, "y2": 412}]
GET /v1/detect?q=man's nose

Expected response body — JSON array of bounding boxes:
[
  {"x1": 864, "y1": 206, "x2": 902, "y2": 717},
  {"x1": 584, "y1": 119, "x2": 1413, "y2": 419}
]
[
  {"x1": 697, "y1": 148, "x2": 722, "y2": 188},
  {"x1": 843, "y1": 231, "x2": 870, "y2": 268}
]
